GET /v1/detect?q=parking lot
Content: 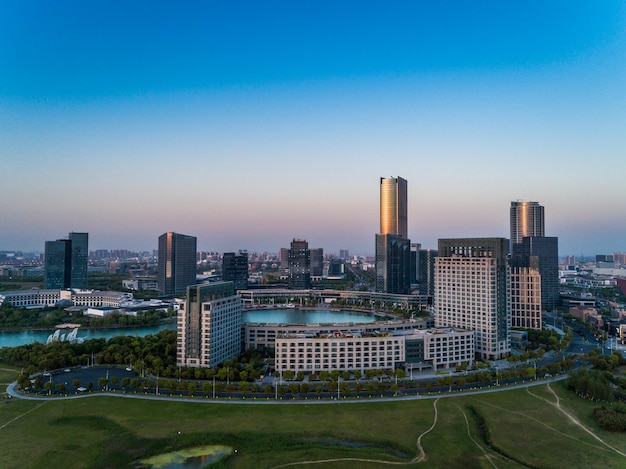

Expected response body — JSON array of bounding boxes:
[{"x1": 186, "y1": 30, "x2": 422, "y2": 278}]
[{"x1": 32, "y1": 366, "x2": 138, "y2": 394}]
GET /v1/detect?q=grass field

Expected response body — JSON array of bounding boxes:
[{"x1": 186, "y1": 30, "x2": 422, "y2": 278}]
[{"x1": 1, "y1": 365, "x2": 625, "y2": 469}]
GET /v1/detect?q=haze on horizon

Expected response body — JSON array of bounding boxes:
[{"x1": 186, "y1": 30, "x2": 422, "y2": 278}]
[{"x1": 1, "y1": 2, "x2": 625, "y2": 257}]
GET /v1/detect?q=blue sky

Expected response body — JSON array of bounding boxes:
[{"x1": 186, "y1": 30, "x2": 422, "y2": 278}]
[{"x1": 1, "y1": 1, "x2": 625, "y2": 256}]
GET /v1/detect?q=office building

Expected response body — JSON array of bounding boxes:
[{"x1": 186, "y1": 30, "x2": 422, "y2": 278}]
[
  {"x1": 44, "y1": 240, "x2": 72, "y2": 289},
  {"x1": 158, "y1": 232, "x2": 197, "y2": 296},
  {"x1": 376, "y1": 176, "x2": 411, "y2": 294},
  {"x1": 375, "y1": 234, "x2": 411, "y2": 294},
  {"x1": 44, "y1": 232, "x2": 88, "y2": 289},
  {"x1": 435, "y1": 238, "x2": 510, "y2": 361},
  {"x1": 310, "y1": 248, "x2": 324, "y2": 278},
  {"x1": 512, "y1": 236, "x2": 559, "y2": 311},
  {"x1": 177, "y1": 282, "x2": 242, "y2": 368},
  {"x1": 69, "y1": 232, "x2": 89, "y2": 289},
  {"x1": 288, "y1": 238, "x2": 311, "y2": 289},
  {"x1": 380, "y1": 176, "x2": 408, "y2": 238},
  {"x1": 417, "y1": 249, "x2": 438, "y2": 297},
  {"x1": 222, "y1": 251, "x2": 248, "y2": 290},
  {"x1": 509, "y1": 265, "x2": 542, "y2": 329},
  {"x1": 510, "y1": 201, "x2": 544, "y2": 248}
]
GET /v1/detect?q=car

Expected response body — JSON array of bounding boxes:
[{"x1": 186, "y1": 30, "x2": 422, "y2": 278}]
[
  {"x1": 64, "y1": 368, "x2": 71, "y2": 373},
  {"x1": 125, "y1": 367, "x2": 133, "y2": 372},
  {"x1": 42, "y1": 372, "x2": 51, "y2": 377},
  {"x1": 76, "y1": 386, "x2": 87, "y2": 392}
]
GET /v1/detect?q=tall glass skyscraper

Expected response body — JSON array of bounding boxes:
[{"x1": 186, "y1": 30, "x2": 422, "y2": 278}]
[
  {"x1": 44, "y1": 232, "x2": 88, "y2": 289},
  {"x1": 222, "y1": 250, "x2": 249, "y2": 290},
  {"x1": 376, "y1": 176, "x2": 411, "y2": 294},
  {"x1": 158, "y1": 232, "x2": 197, "y2": 296},
  {"x1": 510, "y1": 201, "x2": 544, "y2": 247},
  {"x1": 380, "y1": 176, "x2": 408, "y2": 238}
]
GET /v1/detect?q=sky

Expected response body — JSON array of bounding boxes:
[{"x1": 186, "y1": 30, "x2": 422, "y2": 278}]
[{"x1": 1, "y1": 1, "x2": 625, "y2": 256}]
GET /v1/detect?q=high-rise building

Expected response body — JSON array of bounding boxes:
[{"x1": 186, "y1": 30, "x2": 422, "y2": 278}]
[
  {"x1": 44, "y1": 239, "x2": 72, "y2": 289},
  {"x1": 435, "y1": 238, "x2": 510, "y2": 361},
  {"x1": 44, "y1": 232, "x2": 88, "y2": 289},
  {"x1": 69, "y1": 232, "x2": 88, "y2": 289},
  {"x1": 510, "y1": 201, "x2": 544, "y2": 248},
  {"x1": 158, "y1": 232, "x2": 197, "y2": 296},
  {"x1": 310, "y1": 248, "x2": 324, "y2": 278},
  {"x1": 376, "y1": 234, "x2": 411, "y2": 294},
  {"x1": 376, "y1": 176, "x2": 411, "y2": 294},
  {"x1": 278, "y1": 247, "x2": 290, "y2": 277},
  {"x1": 380, "y1": 176, "x2": 408, "y2": 238},
  {"x1": 417, "y1": 248, "x2": 438, "y2": 297},
  {"x1": 512, "y1": 236, "x2": 559, "y2": 312},
  {"x1": 509, "y1": 265, "x2": 542, "y2": 330},
  {"x1": 177, "y1": 281, "x2": 242, "y2": 368},
  {"x1": 288, "y1": 238, "x2": 311, "y2": 289},
  {"x1": 222, "y1": 251, "x2": 248, "y2": 290}
]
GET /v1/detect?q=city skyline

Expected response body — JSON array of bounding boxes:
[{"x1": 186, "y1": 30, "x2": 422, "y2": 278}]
[{"x1": 2, "y1": 3, "x2": 625, "y2": 256}]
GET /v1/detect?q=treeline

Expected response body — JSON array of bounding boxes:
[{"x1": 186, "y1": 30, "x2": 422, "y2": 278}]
[
  {"x1": 0, "y1": 303, "x2": 174, "y2": 329},
  {"x1": 0, "y1": 330, "x2": 267, "y2": 384},
  {"x1": 567, "y1": 353, "x2": 626, "y2": 432}
]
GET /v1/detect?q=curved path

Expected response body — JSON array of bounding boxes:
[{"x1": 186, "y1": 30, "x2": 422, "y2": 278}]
[
  {"x1": 530, "y1": 383, "x2": 626, "y2": 459},
  {"x1": 269, "y1": 399, "x2": 440, "y2": 468}
]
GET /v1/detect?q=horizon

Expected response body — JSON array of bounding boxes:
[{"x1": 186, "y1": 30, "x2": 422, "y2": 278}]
[{"x1": 2, "y1": 2, "x2": 625, "y2": 256}]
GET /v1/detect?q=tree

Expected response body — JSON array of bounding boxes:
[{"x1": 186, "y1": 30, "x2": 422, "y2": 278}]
[
  {"x1": 44, "y1": 381, "x2": 55, "y2": 394},
  {"x1": 98, "y1": 377, "x2": 108, "y2": 390}
]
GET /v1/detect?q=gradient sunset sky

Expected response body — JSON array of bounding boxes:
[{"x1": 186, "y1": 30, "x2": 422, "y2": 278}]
[{"x1": 1, "y1": 1, "x2": 625, "y2": 256}]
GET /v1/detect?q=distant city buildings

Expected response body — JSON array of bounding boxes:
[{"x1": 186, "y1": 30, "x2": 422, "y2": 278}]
[
  {"x1": 376, "y1": 176, "x2": 411, "y2": 294},
  {"x1": 158, "y1": 232, "x2": 197, "y2": 296},
  {"x1": 177, "y1": 281, "x2": 242, "y2": 368},
  {"x1": 44, "y1": 232, "x2": 88, "y2": 289},
  {"x1": 222, "y1": 251, "x2": 249, "y2": 290}
]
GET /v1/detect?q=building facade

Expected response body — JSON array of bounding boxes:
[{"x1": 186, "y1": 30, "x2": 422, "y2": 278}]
[
  {"x1": 510, "y1": 201, "x2": 544, "y2": 247},
  {"x1": 434, "y1": 238, "x2": 510, "y2": 361},
  {"x1": 177, "y1": 282, "x2": 242, "y2": 368},
  {"x1": 222, "y1": 250, "x2": 249, "y2": 290},
  {"x1": 380, "y1": 176, "x2": 408, "y2": 238},
  {"x1": 417, "y1": 248, "x2": 438, "y2": 297},
  {"x1": 288, "y1": 238, "x2": 311, "y2": 289},
  {"x1": 509, "y1": 266, "x2": 542, "y2": 329},
  {"x1": 375, "y1": 234, "x2": 411, "y2": 294},
  {"x1": 158, "y1": 232, "x2": 197, "y2": 296},
  {"x1": 44, "y1": 232, "x2": 88, "y2": 289}
]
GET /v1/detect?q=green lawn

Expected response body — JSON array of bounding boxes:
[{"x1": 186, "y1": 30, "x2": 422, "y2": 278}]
[{"x1": 1, "y1": 364, "x2": 625, "y2": 469}]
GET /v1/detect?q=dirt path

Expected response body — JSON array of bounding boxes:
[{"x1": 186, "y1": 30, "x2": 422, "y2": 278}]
[
  {"x1": 0, "y1": 401, "x2": 46, "y2": 431},
  {"x1": 269, "y1": 398, "x2": 440, "y2": 468},
  {"x1": 454, "y1": 404, "x2": 499, "y2": 469},
  {"x1": 541, "y1": 383, "x2": 626, "y2": 458}
]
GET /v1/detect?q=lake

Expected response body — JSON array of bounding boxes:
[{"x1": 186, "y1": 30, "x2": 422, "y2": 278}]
[{"x1": 0, "y1": 308, "x2": 376, "y2": 348}]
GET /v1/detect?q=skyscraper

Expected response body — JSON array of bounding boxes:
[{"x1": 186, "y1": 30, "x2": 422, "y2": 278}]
[
  {"x1": 158, "y1": 232, "x2": 197, "y2": 296},
  {"x1": 376, "y1": 176, "x2": 411, "y2": 294},
  {"x1": 288, "y1": 238, "x2": 311, "y2": 289},
  {"x1": 222, "y1": 250, "x2": 249, "y2": 290},
  {"x1": 44, "y1": 239, "x2": 72, "y2": 289},
  {"x1": 380, "y1": 176, "x2": 408, "y2": 238},
  {"x1": 44, "y1": 232, "x2": 88, "y2": 289},
  {"x1": 310, "y1": 248, "x2": 324, "y2": 278},
  {"x1": 509, "y1": 200, "x2": 559, "y2": 313},
  {"x1": 177, "y1": 281, "x2": 242, "y2": 368},
  {"x1": 435, "y1": 238, "x2": 510, "y2": 360},
  {"x1": 510, "y1": 201, "x2": 544, "y2": 247},
  {"x1": 417, "y1": 248, "x2": 438, "y2": 297},
  {"x1": 69, "y1": 232, "x2": 88, "y2": 289}
]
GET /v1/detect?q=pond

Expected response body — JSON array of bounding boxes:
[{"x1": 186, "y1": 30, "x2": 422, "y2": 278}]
[{"x1": 139, "y1": 445, "x2": 232, "y2": 468}]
